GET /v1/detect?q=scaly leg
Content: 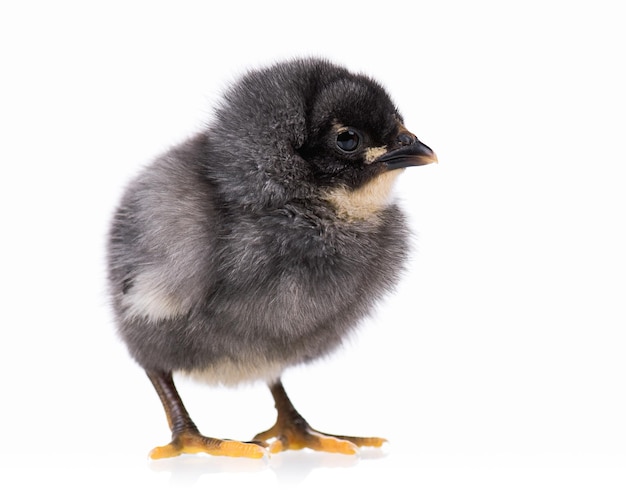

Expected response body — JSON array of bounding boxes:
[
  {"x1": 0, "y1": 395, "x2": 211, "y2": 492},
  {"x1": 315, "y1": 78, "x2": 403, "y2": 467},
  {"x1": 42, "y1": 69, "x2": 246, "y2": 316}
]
[
  {"x1": 146, "y1": 370, "x2": 266, "y2": 459},
  {"x1": 253, "y1": 379, "x2": 386, "y2": 454}
]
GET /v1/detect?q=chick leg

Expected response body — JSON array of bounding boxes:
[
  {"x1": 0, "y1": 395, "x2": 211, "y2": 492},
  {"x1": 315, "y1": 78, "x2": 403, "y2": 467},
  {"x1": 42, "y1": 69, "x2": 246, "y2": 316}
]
[
  {"x1": 146, "y1": 370, "x2": 266, "y2": 459},
  {"x1": 253, "y1": 380, "x2": 386, "y2": 455}
]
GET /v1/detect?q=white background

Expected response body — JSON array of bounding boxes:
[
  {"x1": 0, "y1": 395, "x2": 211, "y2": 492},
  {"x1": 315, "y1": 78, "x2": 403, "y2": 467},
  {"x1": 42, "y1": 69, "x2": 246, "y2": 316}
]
[{"x1": 1, "y1": 0, "x2": 624, "y2": 499}]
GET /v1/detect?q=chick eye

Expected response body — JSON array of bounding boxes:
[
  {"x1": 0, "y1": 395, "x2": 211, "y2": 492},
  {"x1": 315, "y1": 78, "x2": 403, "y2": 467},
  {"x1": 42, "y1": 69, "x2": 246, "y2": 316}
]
[{"x1": 336, "y1": 129, "x2": 361, "y2": 153}]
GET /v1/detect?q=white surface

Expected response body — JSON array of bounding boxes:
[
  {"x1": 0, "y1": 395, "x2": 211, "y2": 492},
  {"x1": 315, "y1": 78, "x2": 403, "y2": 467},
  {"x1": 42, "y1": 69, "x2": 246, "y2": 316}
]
[{"x1": 1, "y1": 1, "x2": 624, "y2": 499}]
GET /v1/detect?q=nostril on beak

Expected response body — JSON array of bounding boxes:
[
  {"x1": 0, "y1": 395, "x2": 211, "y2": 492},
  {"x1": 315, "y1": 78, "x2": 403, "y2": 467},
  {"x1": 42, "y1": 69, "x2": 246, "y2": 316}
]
[{"x1": 397, "y1": 133, "x2": 416, "y2": 147}]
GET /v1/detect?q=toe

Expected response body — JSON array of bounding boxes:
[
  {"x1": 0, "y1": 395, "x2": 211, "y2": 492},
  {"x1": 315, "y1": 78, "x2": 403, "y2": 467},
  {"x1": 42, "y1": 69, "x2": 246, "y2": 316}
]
[
  {"x1": 331, "y1": 435, "x2": 387, "y2": 448},
  {"x1": 149, "y1": 443, "x2": 183, "y2": 460},
  {"x1": 217, "y1": 440, "x2": 267, "y2": 459},
  {"x1": 309, "y1": 432, "x2": 359, "y2": 455}
]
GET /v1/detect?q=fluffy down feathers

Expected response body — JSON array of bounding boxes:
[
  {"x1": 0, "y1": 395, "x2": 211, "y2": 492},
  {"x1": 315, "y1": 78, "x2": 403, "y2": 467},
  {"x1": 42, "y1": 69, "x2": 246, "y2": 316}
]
[{"x1": 107, "y1": 58, "x2": 410, "y2": 385}]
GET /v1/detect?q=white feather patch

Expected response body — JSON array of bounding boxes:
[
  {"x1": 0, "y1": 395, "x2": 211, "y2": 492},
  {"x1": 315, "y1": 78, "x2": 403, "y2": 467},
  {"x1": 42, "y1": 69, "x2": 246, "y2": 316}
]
[
  {"x1": 325, "y1": 169, "x2": 402, "y2": 221},
  {"x1": 364, "y1": 146, "x2": 388, "y2": 164},
  {"x1": 121, "y1": 271, "x2": 189, "y2": 321},
  {"x1": 184, "y1": 359, "x2": 285, "y2": 386}
]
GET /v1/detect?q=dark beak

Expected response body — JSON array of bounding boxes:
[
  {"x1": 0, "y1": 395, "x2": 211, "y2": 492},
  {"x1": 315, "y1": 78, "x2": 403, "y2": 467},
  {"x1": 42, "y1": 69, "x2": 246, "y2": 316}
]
[{"x1": 378, "y1": 137, "x2": 438, "y2": 170}]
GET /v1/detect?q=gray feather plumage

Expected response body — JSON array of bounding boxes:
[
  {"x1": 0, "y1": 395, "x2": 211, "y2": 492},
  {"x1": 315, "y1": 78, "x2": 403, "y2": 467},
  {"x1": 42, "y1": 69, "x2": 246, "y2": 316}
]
[{"x1": 107, "y1": 58, "x2": 410, "y2": 384}]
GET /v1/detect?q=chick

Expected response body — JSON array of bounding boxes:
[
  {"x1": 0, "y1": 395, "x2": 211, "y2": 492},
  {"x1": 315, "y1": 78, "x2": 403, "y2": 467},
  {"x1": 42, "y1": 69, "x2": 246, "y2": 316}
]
[{"x1": 107, "y1": 58, "x2": 437, "y2": 459}]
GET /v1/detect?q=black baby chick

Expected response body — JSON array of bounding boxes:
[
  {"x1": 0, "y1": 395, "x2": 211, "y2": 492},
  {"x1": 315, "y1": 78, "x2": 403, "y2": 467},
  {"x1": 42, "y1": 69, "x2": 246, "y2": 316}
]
[{"x1": 107, "y1": 58, "x2": 437, "y2": 459}]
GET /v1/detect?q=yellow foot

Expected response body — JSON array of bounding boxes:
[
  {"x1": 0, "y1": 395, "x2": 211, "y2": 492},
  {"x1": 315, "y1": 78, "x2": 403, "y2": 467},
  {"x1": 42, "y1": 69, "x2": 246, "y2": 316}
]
[
  {"x1": 253, "y1": 421, "x2": 387, "y2": 455},
  {"x1": 149, "y1": 431, "x2": 267, "y2": 460}
]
